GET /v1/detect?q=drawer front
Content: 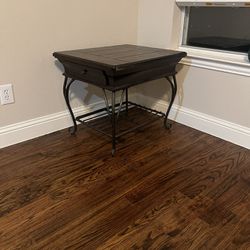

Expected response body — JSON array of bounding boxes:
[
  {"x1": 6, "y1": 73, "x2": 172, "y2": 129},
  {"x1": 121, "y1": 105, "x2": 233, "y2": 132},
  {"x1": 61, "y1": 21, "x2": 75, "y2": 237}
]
[
  {"x1": 113, "y1": 64, "x2": 176, "y2": 87},
  {"x1": 63, "y1": 61, "x2": 106, "y2": 86}
]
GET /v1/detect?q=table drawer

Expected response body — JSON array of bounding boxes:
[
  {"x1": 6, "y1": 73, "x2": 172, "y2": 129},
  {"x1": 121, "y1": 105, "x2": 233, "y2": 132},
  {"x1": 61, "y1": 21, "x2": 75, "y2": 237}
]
[{"x1": 63, "y1": 61, "x2": 106, "y2": 86}]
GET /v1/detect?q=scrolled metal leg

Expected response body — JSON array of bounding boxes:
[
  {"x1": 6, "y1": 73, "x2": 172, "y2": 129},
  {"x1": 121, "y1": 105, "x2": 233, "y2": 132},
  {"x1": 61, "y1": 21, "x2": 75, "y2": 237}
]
[
  {"x1": 164, "y1": 75, "x2": 177, "y2": 129},
  {"x1": 125, "y1": 88, "x2": 128, "y2": 114},
  {"x1": 116, "y1": 89, "x2": 125, "y2": 121},
  {"x1": 102, "y1": 89, "x2": 111, "y2": 119},
  {"x1": 111, "y1": 91, "x2": 116, "y2": 156},
  {"x1": 63, "y1": 76, "x2": 77, "y2": 135}
]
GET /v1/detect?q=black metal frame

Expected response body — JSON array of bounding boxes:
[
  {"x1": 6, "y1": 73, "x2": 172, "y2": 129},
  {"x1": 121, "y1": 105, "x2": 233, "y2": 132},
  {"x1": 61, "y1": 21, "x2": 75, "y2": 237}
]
[{"x1": 62, "y1": 75, "x2": 177, "y2": 156}]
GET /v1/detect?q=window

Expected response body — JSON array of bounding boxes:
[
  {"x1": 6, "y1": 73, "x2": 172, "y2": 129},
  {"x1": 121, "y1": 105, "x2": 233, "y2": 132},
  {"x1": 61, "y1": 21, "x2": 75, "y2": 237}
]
[
  {"x1": 184, "y1": 7, "x2": 250, "y2": 53},
  {"x1": 176, "y1": 1, "x2": 250, "y2": 76}
]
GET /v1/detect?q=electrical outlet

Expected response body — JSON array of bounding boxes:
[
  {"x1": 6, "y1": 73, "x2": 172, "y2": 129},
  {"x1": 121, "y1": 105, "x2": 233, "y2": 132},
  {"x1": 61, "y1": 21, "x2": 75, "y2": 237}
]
[{"x1": 0, "y1": 84, "x2": 15, "y2": 105}]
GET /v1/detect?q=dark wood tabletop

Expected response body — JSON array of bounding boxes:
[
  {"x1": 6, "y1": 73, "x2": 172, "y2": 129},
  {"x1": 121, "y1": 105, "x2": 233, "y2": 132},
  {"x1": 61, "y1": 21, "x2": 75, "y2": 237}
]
[
  {"x1": 54, "y1": 45, "x2": 186, "y2": 74},
  {"x1": 53, "y1": 44, "x2": 186, "y2": 90}
]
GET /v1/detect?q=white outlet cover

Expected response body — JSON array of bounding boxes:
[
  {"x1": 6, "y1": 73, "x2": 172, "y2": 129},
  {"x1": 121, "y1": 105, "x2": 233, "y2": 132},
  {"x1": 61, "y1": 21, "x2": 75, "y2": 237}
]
[{"x1": 0, "y1": 84, "x2": 15, "y2": 105}]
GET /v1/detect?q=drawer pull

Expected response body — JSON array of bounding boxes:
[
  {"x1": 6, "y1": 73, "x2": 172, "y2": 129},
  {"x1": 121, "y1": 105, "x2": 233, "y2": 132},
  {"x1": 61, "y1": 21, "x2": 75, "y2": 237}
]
[{"x1": 81, "y1": 69, "x2": 88, "y2": 75}]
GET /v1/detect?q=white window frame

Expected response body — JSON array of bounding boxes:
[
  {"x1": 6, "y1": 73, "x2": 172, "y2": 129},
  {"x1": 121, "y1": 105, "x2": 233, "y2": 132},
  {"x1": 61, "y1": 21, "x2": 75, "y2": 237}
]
[{"x1": 176, "y1": 0, "x2": 250, "y2": 76}]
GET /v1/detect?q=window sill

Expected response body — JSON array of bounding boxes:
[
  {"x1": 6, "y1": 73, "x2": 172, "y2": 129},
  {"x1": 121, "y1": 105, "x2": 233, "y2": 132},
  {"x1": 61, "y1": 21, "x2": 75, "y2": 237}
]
[{"x1": 178, "y1": 46, "x2": 250, "y2": 76}]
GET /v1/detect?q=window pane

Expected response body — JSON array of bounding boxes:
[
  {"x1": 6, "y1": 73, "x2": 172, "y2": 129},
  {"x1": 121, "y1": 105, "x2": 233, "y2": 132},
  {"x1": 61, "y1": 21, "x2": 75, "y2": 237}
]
[{"x1": 185, "y1": 7, "x2": 250, "y2": 53}]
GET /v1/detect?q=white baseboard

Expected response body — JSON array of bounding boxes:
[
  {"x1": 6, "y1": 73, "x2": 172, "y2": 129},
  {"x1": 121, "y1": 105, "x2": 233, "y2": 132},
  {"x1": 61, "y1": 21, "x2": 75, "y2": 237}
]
[
  {"x1": 0, "y1": 100, "x2": 105, "y2": 149},
  {"x1": 1, "y1": 93, "x2": 249, "y2": 149},
  {"x1": 135, "y1": 93, "x2": 250, "y2": 149}
]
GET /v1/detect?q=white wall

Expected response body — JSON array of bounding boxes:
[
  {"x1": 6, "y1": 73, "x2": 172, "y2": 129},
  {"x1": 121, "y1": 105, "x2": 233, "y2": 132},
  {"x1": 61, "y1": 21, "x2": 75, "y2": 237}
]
[
  {"x1": 137, "y1": 0, "x2": 250, "y2": 129},
  {"x1": 0, "y1": 0, "x2": 138, "y2": 127}
]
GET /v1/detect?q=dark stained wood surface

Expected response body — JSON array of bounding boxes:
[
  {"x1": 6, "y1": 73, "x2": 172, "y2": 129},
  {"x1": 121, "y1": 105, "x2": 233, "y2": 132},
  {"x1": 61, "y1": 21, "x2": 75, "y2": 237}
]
[
  {"x1": 53, "y1": 45, "x2": 186, "y2": 91},
  {"x1": 53, "y1": 44, "x2": 186, "y2": 73},
  {"x1": 0, "y1": 108, "x2": 249, "y2": 249}
]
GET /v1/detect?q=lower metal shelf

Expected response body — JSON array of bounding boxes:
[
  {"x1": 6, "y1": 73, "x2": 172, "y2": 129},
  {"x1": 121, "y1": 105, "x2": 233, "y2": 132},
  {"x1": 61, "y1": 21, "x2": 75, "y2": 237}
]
[{"x1": 75, "y1": 101, "x2": 167, "y2": 139}]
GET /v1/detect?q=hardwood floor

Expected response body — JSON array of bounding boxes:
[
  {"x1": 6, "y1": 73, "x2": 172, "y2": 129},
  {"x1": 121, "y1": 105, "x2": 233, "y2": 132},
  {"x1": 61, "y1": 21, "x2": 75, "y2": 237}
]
[{"x1": 0, "y1": 109, "x2": 249, "y2": 249}]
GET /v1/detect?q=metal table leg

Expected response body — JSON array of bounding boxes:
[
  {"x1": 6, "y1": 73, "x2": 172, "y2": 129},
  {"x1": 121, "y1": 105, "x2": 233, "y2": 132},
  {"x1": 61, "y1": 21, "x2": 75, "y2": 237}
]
[
  {"x1": 164, "y1": 75, "x2": 177, "y2": 129},
  {"x1": 111, "y1": 91, "x2": 116, "y2": 156},
  {"x1": 63, "y1": 76, "x2": 77, "y2": 134},
  {"x1": 125, "y1": 88, "x2": 129, "y2": 114}
]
